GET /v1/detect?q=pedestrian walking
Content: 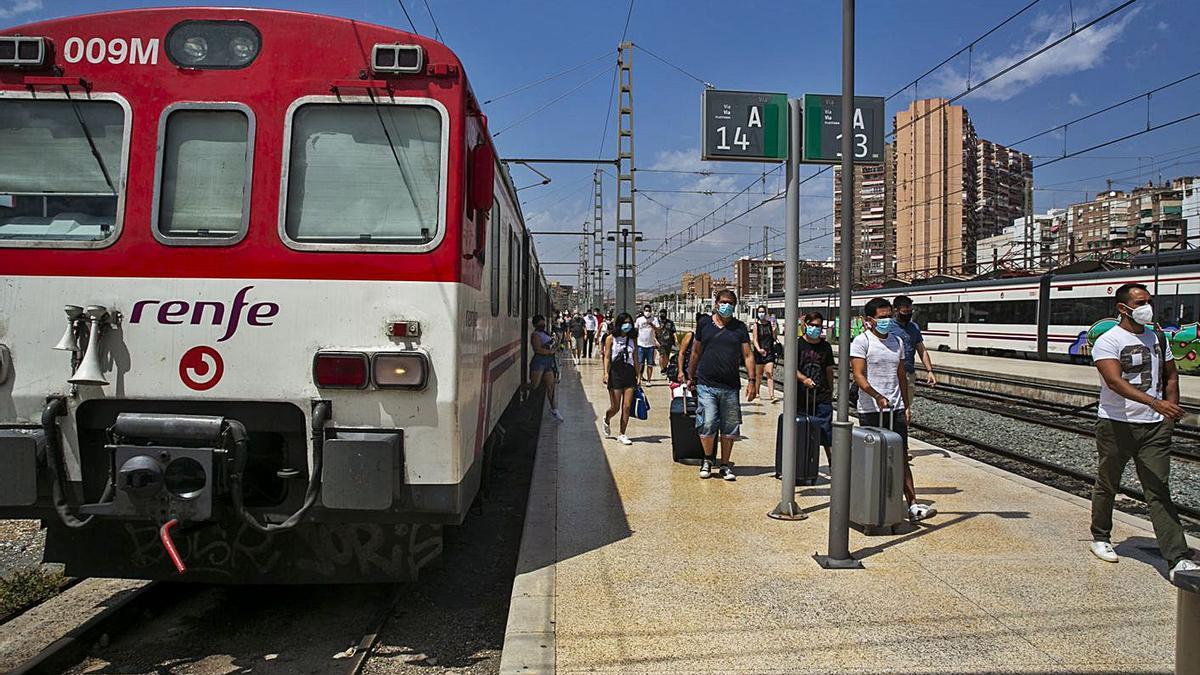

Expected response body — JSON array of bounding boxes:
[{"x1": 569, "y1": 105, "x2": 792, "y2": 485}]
[
  {"x1": 603, "y1": 312, "x2": 641, "y2": 446},
  {"x1": 891, "y1": 295, "x2": 937, "y2": 411},
  {"x1": 569, "y1": 312, "x2": 585, "y2": 362},
  {"x1": 529, "y1": 315, "x2": 563, "y2": 422},
  {"x1": 751, "y1": 304, "x2": 778, "y2": 402},
  {"x1": 1089, "y1": 282, "x2": 1198, "y2": 581},
  {"x1": 850, "y1": 297, "x2": 936, "y2": 522},
  {"x1": 675, "y1": 312, "x2": 707, "y2": 384},
  {"x1": 686, "y1": 290, "x2": 757, "y2": 481},
  {"x1": 583, "y1": 309, "x2": 598, "y2": 359},
  {"x1": 797, "y1": 311, "x2": 835, "y2": 461},
  {"x1": 634, "y1": 304, "x2": 660, "y2": 381},
  {"x1": 656, "y1": 309, "x2": 677, "y2": 376}
]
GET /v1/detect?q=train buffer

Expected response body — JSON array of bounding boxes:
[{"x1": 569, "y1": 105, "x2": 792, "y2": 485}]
[{"x1": 500, "y1": 359, "x2": 1198, "y2": 674}]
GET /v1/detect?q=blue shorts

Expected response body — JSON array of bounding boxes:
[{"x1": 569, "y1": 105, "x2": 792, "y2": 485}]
[
  {"x1": 813, "y1": 401, "x2": 833, "y2": 447},
  {"x1": 694, "y1": 384, "x2": 741, "y2": 437},
  {"x1": 637, "y1": 345, "x2": 655, "y2": 365}
]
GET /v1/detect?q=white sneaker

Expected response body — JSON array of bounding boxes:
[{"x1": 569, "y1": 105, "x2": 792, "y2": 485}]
[
  {"x1": 1170, "y1": 559, "x2": 1199, "y2": 582},
  {"x1": 699, "y1": 459, "x2": 713, "y2": 479},
  {"x1": 602, "y1": 420, "x2": 611, "y2": 436},
  {"x1": 908, "y1": 503, "x2": 937, "y2": 522},
  {"x1": 551, "y1": 409, "x2": 564, "y2": 422},
  {"x1": 617, "y1": 434, "x2": 633, "y2": 446},
  {"x1": 1090, "y1": 541, "x2": 1119, "y2": 563}
]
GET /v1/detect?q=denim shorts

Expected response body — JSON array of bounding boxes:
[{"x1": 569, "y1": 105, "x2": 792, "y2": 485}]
[
  {"x1": 637, "y1": 345, "x2": 655, "y2": 366},
  {"x1": 695, "y1": 384, "x2": 741, "y2": 437}
]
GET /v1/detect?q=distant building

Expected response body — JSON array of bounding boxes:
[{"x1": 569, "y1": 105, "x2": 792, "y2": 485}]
[
  {"x1": 733, "y1": 256, "x2": 785, "y2": 298},
  {"x1": 1070, "y1": 183, "x2": 1187, "y2": 257},
  {"x1": 798, "y1": 260, "x2": 837, "y2": 289},
  {"x1": 549, "y1": 282, "x2": 573, "y2": 311},
  {"x1": 975, "y1": 209, "x2": 1066, "y2": 273},
  {"x1": 893, "y1": 98, "x2": 1031, "y2": 279},
  {"x1": 1174, "y1": 176, "x2": 1200, "y2": 248},
  {"x1": 680, "y1": 272, "x2": 713, "y2": 299},
  {"x1": 833, "y1": 144, "x2": 895, "y2": 284}
]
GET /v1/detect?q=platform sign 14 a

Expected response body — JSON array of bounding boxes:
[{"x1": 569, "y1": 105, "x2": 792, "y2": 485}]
[
  {"x1": 701, "y1": 90, "x2": 788, "y2": 162},
  {"x1": 801, "y1": 94, "x2": 885, "y2": 164}
]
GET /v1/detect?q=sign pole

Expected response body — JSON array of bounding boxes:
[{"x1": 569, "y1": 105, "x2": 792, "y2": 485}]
[
  {"x1": 769, "y1": 98, "x2": 805, "y2": 521},
  {"x1": 817, "y1": 0, "x2": 863, "y2": 569}
]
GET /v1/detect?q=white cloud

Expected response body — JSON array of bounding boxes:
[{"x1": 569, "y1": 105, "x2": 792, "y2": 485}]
[
  {"x1": 929, "y1": 6, "x2": 1139, "y2": 102},
  {"x1": 0, "y1": 0, "x2": 42, "y2": 19},
  {"x1": 1068, "y1": 92, "x2": 1084, "y2": 106},
  {"x1": 1157, "y1": 21, "x2": 1169, "y2": 31}
]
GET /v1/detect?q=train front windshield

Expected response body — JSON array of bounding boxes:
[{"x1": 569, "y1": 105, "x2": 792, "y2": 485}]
[{"x1": 0, "y1": 98, "x2": 125, "y2": 242}]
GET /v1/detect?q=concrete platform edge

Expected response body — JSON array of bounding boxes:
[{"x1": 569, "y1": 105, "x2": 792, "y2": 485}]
[{"x1": 499, "y1": 400, "x2": 557, "y2": 675}]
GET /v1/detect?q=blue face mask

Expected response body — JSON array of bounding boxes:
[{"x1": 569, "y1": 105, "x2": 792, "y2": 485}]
[
  {"x1": 804, "y1": 325, "x2": 822, "y2": 339},
  {"x1": 717, "y1": 303, "x2": 734, "y2": 318},
  {"x1": 621, "y1": 323, "x2": 633, "y2": 333},
  {"x1": 873, "y1": 318, "x2": 893, "y2": 334}
]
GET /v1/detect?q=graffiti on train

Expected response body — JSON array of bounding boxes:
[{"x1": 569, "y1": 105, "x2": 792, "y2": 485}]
[{"x1": 1074, "y1": 318, "x2": 1200, "y2": 371}]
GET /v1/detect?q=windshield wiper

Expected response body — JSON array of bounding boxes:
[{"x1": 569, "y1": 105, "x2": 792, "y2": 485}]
[
  {"x1": 366, "y1": 88, "x2": 430, "y2": 229},
  {"x1": 63, "y1": 88, "x2": 117, "y2": 196}
]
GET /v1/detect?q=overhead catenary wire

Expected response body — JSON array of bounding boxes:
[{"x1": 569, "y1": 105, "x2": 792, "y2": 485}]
[
  {"x1": 395, "y1": 0, "x2": 420, "y2": 34},
  {"x1": 483, "y1": 50, "x2": 615, "y2": 105},
  {"x1": 632, "y1": 43, "x2": 713, "y2": 88},
  {"x1": 493, "y1": 65, "x2": 615, "y2": 137},
  {"x1": 420, "y1": 0, "x2": 443, "y2": 42}
]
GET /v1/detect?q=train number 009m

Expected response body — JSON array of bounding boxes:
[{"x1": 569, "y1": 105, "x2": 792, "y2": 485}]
[{"x1": 62, "y1": 37, "x2": 160, "y2": 65}]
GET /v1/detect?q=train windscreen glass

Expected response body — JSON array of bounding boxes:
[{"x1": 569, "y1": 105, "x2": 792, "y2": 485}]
[
  {"x1": 284, "y1": 104, "x2": 441, "y2": 244},
  {"x1": 158, "y1": 109, "x2": 250, "y2": 240},
  {"x1": 0, "y1": 99, "x2": 124, "y2": 242}
]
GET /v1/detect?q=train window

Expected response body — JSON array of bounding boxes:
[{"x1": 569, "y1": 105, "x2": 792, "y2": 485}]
[
  {"x1": 1050, "y1": 296, "x2": 1115, "y2": 326},
  {"x1": 0, "y1": 97, "x2": 127, "y2": 246},
  {"x1": 154, "y1": 106, "x2": 253, "y2": 244},
  {"x1": 967, "y1": 300, "x2": 1037, "y2": 324},
  {"x1": 282, "y1": 102, "x2": 444, "y2": 249},
  {"x1": 508, "y1": 231, "x2": 519, "y2": 317},
  {"x1": 1156, "y1": 294, "x2": 1199, "y2": 327}
]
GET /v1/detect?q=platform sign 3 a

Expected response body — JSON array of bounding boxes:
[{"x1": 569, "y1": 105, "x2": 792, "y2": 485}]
[
  {"x1": 801, "y1": 93, "x2": 885, "y2": 164},
  {"x1": 701, "y1": 90, "x2": 788, "y2": 162}
]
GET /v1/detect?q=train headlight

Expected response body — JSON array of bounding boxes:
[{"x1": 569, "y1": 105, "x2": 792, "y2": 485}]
[
  {"x1": 371, "y1": 44, "x2": 423, "y2": 74},
  {"x1": 167, "y1": 20, "x2": 261, "y2": 69},
  {"x1": 0, "y1": 36, "x2": 47, "y2": 68},
  {"x1": 373, "y1": 353, "x2": 428, "y2": 389}
]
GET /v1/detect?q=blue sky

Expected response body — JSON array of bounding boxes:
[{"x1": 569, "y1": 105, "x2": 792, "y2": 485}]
[{"x1": 4, "y1": 0, "x2": 1199, "y2": 292}]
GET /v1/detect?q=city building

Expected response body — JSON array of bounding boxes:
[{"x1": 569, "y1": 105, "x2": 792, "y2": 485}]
[
  {"x1": 733, "y1": 256, "x2": 785, "y2": 298},
  {"x1": 1069, "y1": 183, "x2": 1187, "y2": 258},
  {"x1": 1174, "y1": 176, "x2": 1200, "y2": 248},
  {"x1": 798, "y1": 260, "x2": 837, "y2": 289},
  {"x1": 833, "y1": 145, "x2": 895, "y2": 284},
  {"x1": 974, "y1": 209, "x2": 1068, "y2": 273},
  {"x1": 892, "y1": 98, "x2": 1031, "y2": 279},
  {"x1": 549, "y1": 282, "x2": 573, "y2": 311}
]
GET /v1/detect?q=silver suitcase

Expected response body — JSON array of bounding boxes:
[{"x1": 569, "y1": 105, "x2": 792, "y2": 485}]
[{"x1": 850, "y1": 411, "x2": 906, "y2": 533}]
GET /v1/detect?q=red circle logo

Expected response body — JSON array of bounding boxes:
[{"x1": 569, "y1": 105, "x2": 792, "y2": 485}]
[{"x1": 179, "y1": 346, "x2": 224, "y2": 391}]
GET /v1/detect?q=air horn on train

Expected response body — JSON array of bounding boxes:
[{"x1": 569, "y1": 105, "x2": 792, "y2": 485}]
[
  {"x1": 68, "y1": 305, "x2": 110, "y2": 386},
  {"x1": 53, "y1": 305, "x2": 84, "y2": 352}
]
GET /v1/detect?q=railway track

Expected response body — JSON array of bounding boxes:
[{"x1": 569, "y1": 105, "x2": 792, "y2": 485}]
[{"x1": 915, "y1": 383, "x2": 1200, "y2": 463}]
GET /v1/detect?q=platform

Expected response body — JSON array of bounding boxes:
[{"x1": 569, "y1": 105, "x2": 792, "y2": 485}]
[{"x1": 500, "y1": 358, "x2": 1197, "y2": 674}]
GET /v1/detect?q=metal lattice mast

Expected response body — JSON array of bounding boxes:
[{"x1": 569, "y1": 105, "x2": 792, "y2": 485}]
[
  {"x1": 577, "y1": 228, "x2": 590, "y2": 311},
  {"x1": 592, "y1": 169, "x2": 605, "y2": 310},
  {"x1": 615, "y1": 41, "x2": 636, "y2": 313}
]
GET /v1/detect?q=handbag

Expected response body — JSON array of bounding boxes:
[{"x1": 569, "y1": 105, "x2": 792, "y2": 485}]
[{"x1": 630, "y1": 385, "x2": 651, "y2": 420}]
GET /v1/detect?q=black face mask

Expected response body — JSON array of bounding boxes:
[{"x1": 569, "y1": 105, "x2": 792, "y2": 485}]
[{"x1": 897, "y1": 312, "x2": 913, "y2": 323}]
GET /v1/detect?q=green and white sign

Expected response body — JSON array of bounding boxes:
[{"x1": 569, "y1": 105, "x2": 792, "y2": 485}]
[
  {"x1": 701, "y1": 89, "x2": 788, "y2": 162},
  {"x1": 801, "y1": 93, "x2": 885, "y2": 164}
]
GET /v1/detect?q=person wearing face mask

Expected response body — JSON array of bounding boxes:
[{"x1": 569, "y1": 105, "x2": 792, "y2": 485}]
[
  {"x1": 529, "y1": 315, "x2": 563, "y2": 422},
  {"x1": 602, "y1": 312, "x2": 642, "y2": 445},
  {"x1": 1089, "y1": 283, "x2": 1198, "y2": 581},
  {"x1": 796, "y1": 312, "x2": 835, "y2": 460},
  {"x1": 633, "y1": 304, "x2": 661, "y2": 382},
  {"x1": 750, "y1": 304, "x2": 778, "y2": 403},
  {"x1": 687, "y1": 289, "x2": 757, "y2": 481},
  {"x1": 891, "y1": 296, "x2": 937, "y2": 412},
  {"x1": 850, "y1": 297, "x2": 936, "y2": 522},
  {"x1": 656, "y1": 309, "x2": 677, "y2": 376}
]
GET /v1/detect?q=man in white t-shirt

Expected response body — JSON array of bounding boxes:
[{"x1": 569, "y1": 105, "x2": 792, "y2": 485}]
[
  {"x1": 850, "y1": 297, "x2": 936, "y2": 522},
  {"x1": 1089, "y1": 282, "x2": 1197, "y2": 581},
  {"x1": 583, "y1": 309, "x2": 598, "y2": 359},
  {"x1": 634, "y1": 304, "x2": 660, "y2": 381}
]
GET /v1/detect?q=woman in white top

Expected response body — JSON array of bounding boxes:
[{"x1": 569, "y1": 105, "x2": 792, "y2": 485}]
[{"x1": 602, "y1": 312, "x2": 641, "y2": 445}]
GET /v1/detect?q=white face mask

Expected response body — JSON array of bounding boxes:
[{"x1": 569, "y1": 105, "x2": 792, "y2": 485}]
[{"x1": 1126, "y1": 303, "x2": 1154, "y2": 325}]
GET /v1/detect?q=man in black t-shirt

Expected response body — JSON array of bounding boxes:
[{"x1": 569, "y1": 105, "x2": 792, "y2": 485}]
[
  {"x1": 686, "y1": 289, "x2": 757, "y2": 481},
  {"x1": 796, "y1": 311, "x2": 835, "y2": 458},
  {"x1": 656, "y1": 309, "x2": 677, "y2": 373}
]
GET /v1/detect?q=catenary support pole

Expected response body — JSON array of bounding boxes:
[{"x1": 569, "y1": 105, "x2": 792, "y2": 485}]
[
  {"x1": 817, "y1": 0, "x2": 863, "y2": 569},
  {"x1": 769, "y1": 98, "x2": 805, "y2": 521}
]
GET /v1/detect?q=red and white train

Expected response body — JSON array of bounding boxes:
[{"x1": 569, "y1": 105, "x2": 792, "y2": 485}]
[{"x1": 0, "y1": 8, "x2": 549, "y2": 582}]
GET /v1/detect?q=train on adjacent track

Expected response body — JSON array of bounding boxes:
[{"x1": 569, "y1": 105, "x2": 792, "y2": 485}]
[
  {"x1": 0, "y1": 8, "x2": 549, "y2": 582},
  {"x1": 768, "y1": 263, "x2": 1200, "y2": 372}
]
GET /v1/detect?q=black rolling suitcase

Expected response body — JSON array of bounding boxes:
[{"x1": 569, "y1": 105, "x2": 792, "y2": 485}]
[
  {"x1": 774, "y1": 395, "x2": 821, "y2": 485},
  {"x1": 670, "y1": 393, "x2": 706, "y2": 464}
]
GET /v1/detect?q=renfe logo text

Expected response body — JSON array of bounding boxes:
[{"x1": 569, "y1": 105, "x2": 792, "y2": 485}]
[{"x1": 130, "y1": 286, "x2": 279, "y2": 342}]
